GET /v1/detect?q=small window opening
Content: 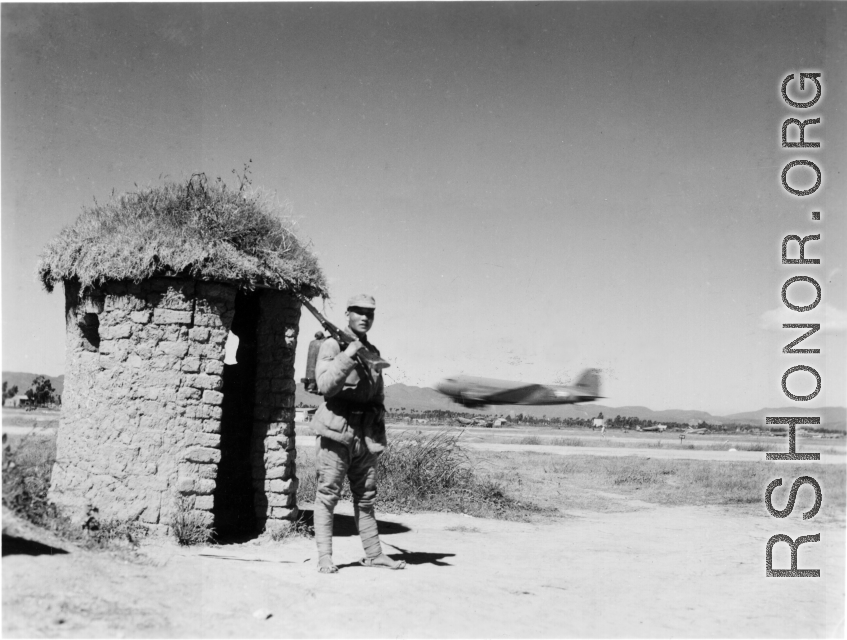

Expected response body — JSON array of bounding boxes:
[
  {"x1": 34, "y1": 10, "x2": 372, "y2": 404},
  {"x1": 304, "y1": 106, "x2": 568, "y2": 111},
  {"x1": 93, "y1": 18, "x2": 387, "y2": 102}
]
[{"x1": 79, "y1": 313, "x2": 100, "y2": 351}]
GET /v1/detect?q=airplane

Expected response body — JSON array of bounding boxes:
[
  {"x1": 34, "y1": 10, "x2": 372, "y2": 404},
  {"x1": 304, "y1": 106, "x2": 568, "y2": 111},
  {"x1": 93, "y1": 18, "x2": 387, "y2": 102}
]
[
  {"x1": 456, "y1": 416, "x2": 493, "y2": 428},
  {"x1": 684, "y1": 428, "x2": 708, "y2": 435},
  {"x1": 434, "y1": 369, "x2": 601, "y2": 409},
  {"x1": 636, "y1": 424, "x2": 668, "y2": 432}
]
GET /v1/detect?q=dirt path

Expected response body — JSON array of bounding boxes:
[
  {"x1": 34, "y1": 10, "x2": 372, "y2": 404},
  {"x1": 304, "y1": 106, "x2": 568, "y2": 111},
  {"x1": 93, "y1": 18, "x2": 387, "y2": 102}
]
[
  {"x1": 3, "y1": 500, "x2": 843, "y2": 638},
  {"x1": 462, "y1": 441, "x2": 847, "y2": 464},
  {"x1": 2, "y1": 425, "x2": 57, "y2": 438}
]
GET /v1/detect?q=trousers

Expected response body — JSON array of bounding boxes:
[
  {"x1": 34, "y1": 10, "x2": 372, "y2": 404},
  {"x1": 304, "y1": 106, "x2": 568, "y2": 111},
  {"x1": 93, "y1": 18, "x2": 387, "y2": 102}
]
[{"x1": 314, "y1": 435, "x2": 382, "y2": 560}]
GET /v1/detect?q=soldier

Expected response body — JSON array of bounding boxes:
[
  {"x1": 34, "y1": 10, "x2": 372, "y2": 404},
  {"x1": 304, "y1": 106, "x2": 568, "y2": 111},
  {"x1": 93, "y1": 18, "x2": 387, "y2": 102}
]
[{"x1": 311, "y1": 294, "x2": 405, "y2": 573}]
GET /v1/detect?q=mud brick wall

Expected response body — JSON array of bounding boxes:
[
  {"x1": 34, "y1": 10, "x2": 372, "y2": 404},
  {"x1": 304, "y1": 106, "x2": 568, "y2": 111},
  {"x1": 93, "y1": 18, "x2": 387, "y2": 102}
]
[
  {"x1": 251, "y1": 292, "x2": 301, "y2": 534},
  {"x1": 49, "y1": 277, "x2": 302, "y2": 535}
]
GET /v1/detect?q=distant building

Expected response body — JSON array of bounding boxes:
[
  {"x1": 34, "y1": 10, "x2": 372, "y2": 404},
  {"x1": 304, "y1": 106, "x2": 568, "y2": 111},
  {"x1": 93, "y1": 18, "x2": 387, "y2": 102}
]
[
  {"x1": 295, "y1": 407, "x2": 317, "y2": 422},
  {"x1": 9, "y1": 395, "x2": 31, "y2": 408},
  {"x1": 593, "y1": 418, "x2": 606, "y2": 429}
]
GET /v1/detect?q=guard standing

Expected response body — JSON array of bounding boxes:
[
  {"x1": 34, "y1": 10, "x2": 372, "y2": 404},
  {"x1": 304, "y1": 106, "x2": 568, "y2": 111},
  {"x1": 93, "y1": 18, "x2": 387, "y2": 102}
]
[{"x1": 311, "y1": 294, "x2": 405, "y2": 573}]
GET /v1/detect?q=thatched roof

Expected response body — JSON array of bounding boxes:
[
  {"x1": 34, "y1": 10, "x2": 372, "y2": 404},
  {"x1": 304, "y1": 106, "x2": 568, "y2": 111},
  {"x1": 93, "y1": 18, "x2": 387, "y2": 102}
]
[{"x1": 37, "y1": 175, "x2": 327, "y2": 297}]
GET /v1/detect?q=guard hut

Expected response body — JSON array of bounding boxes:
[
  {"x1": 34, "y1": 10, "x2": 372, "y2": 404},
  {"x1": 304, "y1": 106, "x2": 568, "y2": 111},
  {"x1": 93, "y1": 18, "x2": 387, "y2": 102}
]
[{"x1": 37, "y1": 176, "x2": 326, "y2": 537}]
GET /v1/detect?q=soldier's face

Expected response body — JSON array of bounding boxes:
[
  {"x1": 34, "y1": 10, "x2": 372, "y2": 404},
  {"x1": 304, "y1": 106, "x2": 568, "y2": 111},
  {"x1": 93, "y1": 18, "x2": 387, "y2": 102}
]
[{"x1": 347, "y1": 307, "x2": 374, "y2": 336}]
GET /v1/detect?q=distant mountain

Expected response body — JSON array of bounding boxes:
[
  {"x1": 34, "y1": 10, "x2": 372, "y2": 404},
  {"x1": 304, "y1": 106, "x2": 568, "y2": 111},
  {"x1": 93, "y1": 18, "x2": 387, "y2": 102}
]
[
  {"x1": 296, "y1": 381, "x2": 846, "y2": 429},
  {"x1": 2, "y1": 372, "x2": 64, "y2": 396},
  {"x1": 9, "y1": 373, "x2": 844, "y2": 430},
  {"x1": 721, "y1": 406, "x2": 846, "y2": 426}
]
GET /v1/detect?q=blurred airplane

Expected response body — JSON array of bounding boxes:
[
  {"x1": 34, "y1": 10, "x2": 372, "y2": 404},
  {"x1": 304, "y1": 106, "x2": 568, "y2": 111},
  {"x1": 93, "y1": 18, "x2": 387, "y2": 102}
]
[
  {"x1": 455, "y1": 416, "x2": 493, "y2": 427},
  {"x1": 636, "y1": 424, "x2": 668, "y2": 432},
  {"x1": 434, "y1": 369, "x2": 601, "y2": 409},
  {"x1": 685, "y1": 427, "x2": 708, "y2": 435}
]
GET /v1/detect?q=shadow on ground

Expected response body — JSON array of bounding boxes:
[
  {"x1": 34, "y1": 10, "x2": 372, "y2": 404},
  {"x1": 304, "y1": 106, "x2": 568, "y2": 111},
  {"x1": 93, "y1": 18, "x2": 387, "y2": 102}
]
[
  {"x1": 296, "y1": 509, "x2": 412, "y2": 537},
  {"x1": 336, "y1": 550, "x2": 456, "y2": 569},
  {"x1": 207, "y1": 509, "x2": 414, "y2": 545},
  {"x1": 2, "y1": 534, "x2": 69, "y2": 557}
]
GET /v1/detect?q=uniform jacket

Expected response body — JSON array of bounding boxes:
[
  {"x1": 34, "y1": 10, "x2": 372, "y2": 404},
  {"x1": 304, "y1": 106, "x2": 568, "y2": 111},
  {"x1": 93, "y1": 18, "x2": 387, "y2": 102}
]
[{"x1": 312, "y1": 336, "x2": 387, "y2": 453}]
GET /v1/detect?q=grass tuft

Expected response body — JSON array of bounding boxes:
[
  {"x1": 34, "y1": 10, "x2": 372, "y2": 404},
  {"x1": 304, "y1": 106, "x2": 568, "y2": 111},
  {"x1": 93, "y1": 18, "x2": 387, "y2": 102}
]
[
  {"x1": 268, "y1": 516, "x2": 315, "y2": 542},
  {"x1": 551, "y1": 437, "x2": 585, "y2": 447},
  {"x1": 445, "y1": 525, "x2": 481, "y2": 533},
  {"x1": 170, "y1": 496, "x2": 215, "y2": 546}
]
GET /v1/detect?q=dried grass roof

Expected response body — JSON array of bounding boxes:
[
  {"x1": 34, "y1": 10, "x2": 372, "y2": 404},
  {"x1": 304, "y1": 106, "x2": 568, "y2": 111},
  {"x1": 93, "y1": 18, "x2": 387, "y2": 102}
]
[{"x1": 38, "y1": 175, "x2": 327, "y2": 297}]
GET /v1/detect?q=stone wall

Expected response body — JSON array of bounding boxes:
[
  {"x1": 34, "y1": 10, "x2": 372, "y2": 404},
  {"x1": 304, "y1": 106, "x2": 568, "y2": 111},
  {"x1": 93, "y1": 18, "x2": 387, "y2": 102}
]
[
  {"x1": 251, "y1": 292, "x2": 301, "y2": 534},
  {"x1": 49, "y1": 277, "x2": 301, "y2": 536}
]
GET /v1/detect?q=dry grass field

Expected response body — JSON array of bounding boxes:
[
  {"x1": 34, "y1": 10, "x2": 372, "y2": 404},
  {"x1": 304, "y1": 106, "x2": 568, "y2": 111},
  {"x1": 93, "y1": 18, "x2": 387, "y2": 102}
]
[
  {"x1": 467, "y1": 448, "x2": 846, "y2": 518},
  {"x1": 3, "y1": 420, "x2": 845, "y2": 637},
  {"x1": 2, "y1": 407, "x2": 61, "y2": 432}
]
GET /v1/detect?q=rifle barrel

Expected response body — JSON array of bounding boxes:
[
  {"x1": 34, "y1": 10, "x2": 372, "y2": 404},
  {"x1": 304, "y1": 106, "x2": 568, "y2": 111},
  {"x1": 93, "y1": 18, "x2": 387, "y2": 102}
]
[{"x1": 296, "y1": 294, "x2": 390, "y2": 370}]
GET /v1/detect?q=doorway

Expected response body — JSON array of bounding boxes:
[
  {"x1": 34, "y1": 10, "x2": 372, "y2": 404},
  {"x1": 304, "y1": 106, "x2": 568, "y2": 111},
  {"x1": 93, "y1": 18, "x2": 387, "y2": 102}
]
[{"x1": 213, "y1": 290, "x2": 260, "y2": 540}]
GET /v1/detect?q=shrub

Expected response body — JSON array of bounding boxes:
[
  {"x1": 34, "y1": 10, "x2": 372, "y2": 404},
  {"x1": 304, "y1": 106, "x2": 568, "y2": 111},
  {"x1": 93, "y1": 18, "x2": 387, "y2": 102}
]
[
  {"x1": 297, "y1": 455, "x2": 318, "y2": 506},
  {"x1": 84, "y1": 516, "x2": 149, "y2": 549},
  {"x1": 2, "y1": 433, "x2": 57, "y2": 527},
  {"x1": 3, "y1": 435, "x2": 148, "y2": 551},
  {"x1": 551, "y1": 437, "x2": 584, "y2": 447},
  {"x1": 736, "y1": 441, "x2": 771, "y2": 452},
  {"x1": 298, "y1": 429, "x2": 538, "y2": 519}
]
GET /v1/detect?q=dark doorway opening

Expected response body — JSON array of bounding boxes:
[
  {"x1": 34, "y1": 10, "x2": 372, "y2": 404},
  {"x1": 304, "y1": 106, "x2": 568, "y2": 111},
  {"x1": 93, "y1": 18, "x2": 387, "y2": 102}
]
[{"x1": 213, "y1": 290, "x2": 260, "y2": 540}]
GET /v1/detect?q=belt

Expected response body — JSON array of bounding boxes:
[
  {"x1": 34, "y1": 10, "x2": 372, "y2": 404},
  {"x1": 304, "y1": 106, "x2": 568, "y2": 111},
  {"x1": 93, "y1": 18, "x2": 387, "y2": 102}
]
[{"x1": 325, "y1": 398, "x2": 382, "y2": 414}]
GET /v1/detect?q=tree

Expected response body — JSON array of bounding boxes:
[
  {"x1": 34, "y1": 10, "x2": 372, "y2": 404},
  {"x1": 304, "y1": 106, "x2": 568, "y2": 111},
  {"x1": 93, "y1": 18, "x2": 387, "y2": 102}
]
[
  {"x1": 30, "y1": 376, "x2": 55, "y2": 407},
  {"x1": 2, "y1": 382, "x2": 19, "y2": 406}
]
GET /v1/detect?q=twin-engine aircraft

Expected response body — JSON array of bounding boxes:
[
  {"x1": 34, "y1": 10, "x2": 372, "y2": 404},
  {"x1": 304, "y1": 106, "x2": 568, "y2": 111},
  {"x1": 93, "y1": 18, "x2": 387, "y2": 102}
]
[{"x1": 434, "y1": 369, "x2": 602, "y2": 409}]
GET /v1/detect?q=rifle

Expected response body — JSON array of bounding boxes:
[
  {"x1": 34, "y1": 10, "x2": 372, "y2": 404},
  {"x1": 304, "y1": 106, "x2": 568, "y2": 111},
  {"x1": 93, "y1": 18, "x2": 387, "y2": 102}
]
[{"x1": 296, "y1": 295, "x2": 390, "y2": 372}]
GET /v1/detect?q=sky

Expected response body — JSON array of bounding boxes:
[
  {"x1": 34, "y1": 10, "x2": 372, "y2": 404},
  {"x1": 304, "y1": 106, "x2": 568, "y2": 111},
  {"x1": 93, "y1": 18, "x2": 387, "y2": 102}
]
[{"x1": 2, "y1": 2, "x2": 845, "y2": 416}]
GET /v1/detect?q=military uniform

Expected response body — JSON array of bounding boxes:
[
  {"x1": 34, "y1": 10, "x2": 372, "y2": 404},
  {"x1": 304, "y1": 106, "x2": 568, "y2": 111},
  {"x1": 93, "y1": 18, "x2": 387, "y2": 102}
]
[{"x1": 312, "y1": 295, "x2": 388, "y2": 566}]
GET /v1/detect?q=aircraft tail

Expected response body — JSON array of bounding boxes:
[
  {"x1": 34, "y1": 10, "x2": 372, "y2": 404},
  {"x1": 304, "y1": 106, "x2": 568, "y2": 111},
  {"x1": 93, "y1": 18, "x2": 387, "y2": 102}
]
[{"x1": 573, "y1": 369, "x2": 601, "y2": 397}]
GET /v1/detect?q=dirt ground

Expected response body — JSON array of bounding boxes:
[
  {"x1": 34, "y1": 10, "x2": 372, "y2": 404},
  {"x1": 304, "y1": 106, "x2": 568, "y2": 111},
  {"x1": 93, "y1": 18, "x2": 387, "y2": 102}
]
[
  {"x1": 3, "y1": 421, "x2": 845, "y2": 638},
  {"x1": 3, "y1": 500, "x2": 844, "y2": 638}
]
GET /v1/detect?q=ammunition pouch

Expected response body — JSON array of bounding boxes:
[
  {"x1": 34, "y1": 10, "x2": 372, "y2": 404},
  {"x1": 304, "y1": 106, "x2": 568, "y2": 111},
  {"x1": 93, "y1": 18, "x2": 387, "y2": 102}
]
[{"x1": 315, "y1": 399, "x2": 387, "y2": 454}]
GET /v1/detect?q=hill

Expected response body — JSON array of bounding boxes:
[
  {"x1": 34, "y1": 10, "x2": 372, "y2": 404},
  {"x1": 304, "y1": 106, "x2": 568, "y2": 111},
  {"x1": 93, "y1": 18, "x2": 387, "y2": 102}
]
[
  {"x1": 2, "y1": 372, "x2": 65, "y2": 396},
  {"x1": 721, "y1": 406, "x2": 846, "y2": 426},
  {"x1": 8, "y1": 373, "x2": 843, "y2": 430},
  {"x1": 296, "y1": 382, "x2": 846, "y2": 429}
]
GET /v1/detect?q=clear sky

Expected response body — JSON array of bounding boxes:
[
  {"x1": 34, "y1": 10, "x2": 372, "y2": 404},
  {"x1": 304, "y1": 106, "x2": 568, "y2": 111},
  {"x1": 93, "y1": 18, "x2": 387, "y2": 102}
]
[{"x1": 3, "y1": 3, "x2": 845, "y2": 415}]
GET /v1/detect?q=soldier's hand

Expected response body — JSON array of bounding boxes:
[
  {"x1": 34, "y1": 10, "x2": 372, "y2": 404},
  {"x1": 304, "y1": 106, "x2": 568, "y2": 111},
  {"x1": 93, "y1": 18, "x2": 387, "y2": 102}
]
[{"x1": 344, "y1": 340, "x2": 363, "y2": 358}]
